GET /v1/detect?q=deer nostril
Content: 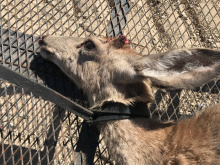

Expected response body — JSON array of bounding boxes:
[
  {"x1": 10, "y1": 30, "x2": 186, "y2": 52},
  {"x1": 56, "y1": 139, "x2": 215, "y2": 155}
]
[
  {"x1": 38, "y1": 35, "x2": 49, "y2": 46},
  {"x1": 38, "y1": 38, "x2": 45, "y2": 46}
]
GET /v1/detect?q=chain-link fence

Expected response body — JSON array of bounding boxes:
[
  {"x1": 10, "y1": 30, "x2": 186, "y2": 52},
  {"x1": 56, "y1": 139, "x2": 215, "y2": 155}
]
[{"x1": 0, "y1": 0, "x2": 219, "y2": 164}]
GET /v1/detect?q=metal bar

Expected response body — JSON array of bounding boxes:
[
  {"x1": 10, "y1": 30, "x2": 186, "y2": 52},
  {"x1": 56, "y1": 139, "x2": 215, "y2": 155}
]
[
  {"x1": 107, "y1": 0, "x2": 130, "y2": 36},
  {"x1": 0, "y1": 64, "x2": 93, "y2": 121}
]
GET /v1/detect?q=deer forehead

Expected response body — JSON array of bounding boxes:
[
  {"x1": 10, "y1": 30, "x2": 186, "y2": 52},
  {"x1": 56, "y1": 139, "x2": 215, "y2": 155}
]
[{"x1": 74, "y1": 36, "x2": 139, "y2": 64}]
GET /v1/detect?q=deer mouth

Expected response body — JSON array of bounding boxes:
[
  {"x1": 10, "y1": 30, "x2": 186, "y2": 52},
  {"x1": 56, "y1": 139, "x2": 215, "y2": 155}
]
[
  {"x1": 39, "y1": 35, "x2": 50, "y2": 51},
  {"x1": 38, "y1": 35, "x2": 58, "y2": 60}
]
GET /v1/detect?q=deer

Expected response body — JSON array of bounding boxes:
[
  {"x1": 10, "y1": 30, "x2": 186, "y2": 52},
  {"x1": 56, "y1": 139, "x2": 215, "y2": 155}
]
[{"x1": 38, "y1": 35, "x2": 220, "y2": 165}]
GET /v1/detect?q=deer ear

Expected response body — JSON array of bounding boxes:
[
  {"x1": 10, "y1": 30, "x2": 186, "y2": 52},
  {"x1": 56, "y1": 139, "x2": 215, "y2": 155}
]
[{"x1": 134, "y1": 48, "x2": 220, "y2": 89}]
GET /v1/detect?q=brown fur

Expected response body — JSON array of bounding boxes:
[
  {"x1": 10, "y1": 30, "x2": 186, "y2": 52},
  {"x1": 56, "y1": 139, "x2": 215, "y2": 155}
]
[
  {"x1": 39, "y1": 35, "x2": 220, "y2": 164},
  {"x1": 99, "y1": 104, "x2": 220, "y2": 164}
]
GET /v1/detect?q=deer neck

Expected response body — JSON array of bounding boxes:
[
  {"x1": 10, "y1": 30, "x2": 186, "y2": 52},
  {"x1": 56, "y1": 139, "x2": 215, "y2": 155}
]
[
  {"x1": 89, "y1": 96, "x2": 172, "y2": 164},
  {"x1": 98, "y1": 117, "x2": 173, "y2": 164},
  {"x1": 86, "y1": 85, "x2": 133, "y2": 107}
]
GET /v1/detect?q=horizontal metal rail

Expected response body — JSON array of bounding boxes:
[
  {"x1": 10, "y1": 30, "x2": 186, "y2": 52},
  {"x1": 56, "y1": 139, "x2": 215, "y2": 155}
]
[{"x1": 0, "y1": 64, "x2": 94, "y2": 121}]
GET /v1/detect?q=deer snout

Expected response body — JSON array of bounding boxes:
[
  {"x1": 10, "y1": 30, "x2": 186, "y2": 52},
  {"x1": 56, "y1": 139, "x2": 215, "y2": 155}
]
[{"x1": 39, "y1": 35, "x2": 85, "y2": 63}]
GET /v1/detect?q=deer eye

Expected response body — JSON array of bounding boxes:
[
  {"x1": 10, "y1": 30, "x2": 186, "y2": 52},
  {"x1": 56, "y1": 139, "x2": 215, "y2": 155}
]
[{"x1": 84, "y1": 40, "x2": 96, "y2": 50}]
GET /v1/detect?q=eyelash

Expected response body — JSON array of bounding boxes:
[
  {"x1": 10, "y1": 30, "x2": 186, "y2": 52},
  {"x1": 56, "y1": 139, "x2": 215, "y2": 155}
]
[{"x1": 76, "y1": 42, "x2": 84, "y2": 48}]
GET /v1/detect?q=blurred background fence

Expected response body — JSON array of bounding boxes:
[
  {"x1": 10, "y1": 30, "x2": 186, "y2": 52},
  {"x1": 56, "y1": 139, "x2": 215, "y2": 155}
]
[{"x1": 0, "y1": 0, "x2": 219, "y2": 164}]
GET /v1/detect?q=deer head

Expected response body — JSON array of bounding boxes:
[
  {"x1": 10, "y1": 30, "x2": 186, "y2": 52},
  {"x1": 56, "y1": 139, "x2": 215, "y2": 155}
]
[{"x1": 39, "y1": 35, "x2": 220, "y2": 107}]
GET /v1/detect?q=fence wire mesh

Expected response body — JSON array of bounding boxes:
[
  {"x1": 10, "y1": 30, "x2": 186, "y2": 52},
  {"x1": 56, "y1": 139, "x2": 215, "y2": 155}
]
[{"x1": 0, "y1": 0, "x2": 220, "y2": 164}]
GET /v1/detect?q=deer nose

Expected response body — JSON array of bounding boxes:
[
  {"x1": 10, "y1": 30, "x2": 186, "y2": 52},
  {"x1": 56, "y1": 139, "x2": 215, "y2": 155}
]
[{"x1": 38, "y1": 35, "x2": 49, "y2": 46}]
